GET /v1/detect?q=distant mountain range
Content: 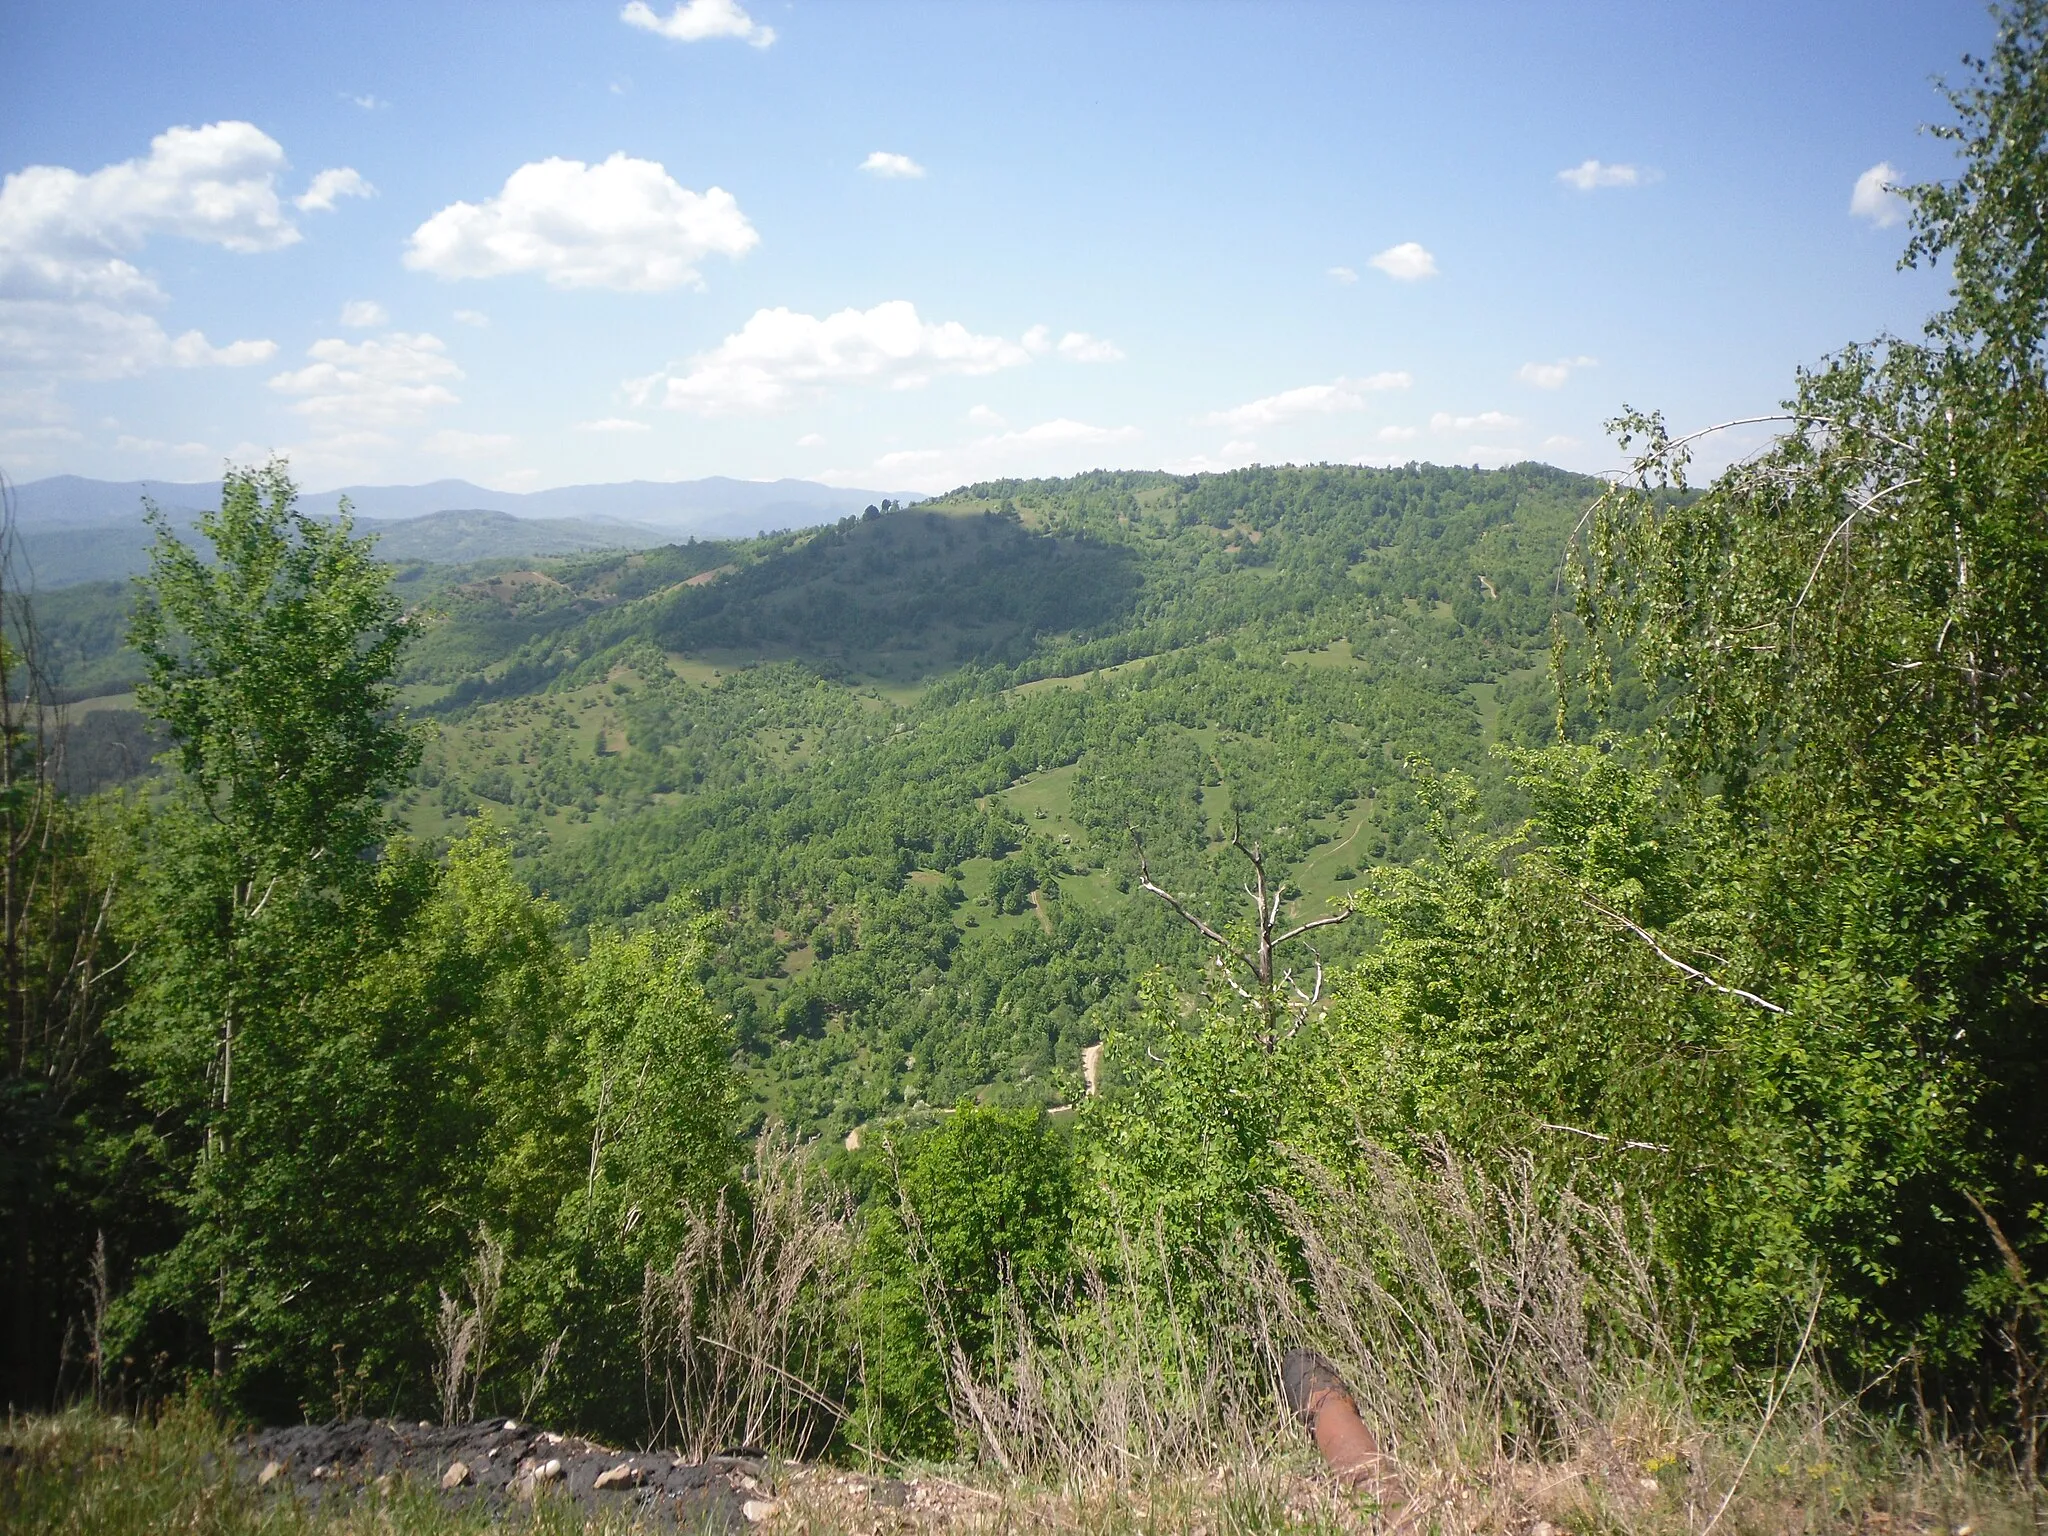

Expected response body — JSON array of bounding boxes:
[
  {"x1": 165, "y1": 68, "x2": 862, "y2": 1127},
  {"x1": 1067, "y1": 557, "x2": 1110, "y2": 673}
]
[
  {"x1": 2, "y1": 474, "x2": 920, "y2": 588},
  {"x1": 7, "y1": 475, "x2": 915, "y2": 534}
]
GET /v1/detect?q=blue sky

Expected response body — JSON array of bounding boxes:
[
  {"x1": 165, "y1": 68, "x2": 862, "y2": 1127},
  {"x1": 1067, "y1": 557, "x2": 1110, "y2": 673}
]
[{"x1": 0, "y1": 1, "x2": 1990, "y2": 494}]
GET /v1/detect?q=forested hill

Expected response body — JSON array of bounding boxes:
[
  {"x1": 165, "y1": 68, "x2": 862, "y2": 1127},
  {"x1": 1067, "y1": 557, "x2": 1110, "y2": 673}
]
[
  {"x1": 363, "y1": 460, "x2": 1614, "y2": 1136},
  {"x1": 35, "y1": 460, "x2": 1621, "y2": 1138}
]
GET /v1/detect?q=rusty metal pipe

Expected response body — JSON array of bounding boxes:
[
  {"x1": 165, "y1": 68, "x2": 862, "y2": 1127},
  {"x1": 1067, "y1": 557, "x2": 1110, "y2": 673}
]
[{"x1": 1281, "y1": 1349, "x2": 1400, "y2": 1496}]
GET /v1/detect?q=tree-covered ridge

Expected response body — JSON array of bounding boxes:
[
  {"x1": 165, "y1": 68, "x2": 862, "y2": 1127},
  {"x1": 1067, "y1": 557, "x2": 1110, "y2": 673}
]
[{"x1": 371, "y1": 462, "x2": 1612, "y2": 1137}]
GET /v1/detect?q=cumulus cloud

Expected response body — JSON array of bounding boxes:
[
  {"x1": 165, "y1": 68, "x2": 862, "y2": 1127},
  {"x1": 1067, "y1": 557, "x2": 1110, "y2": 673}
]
[
  {"x1": 621, "y1": 0, "x2": 775, "y2": 47},
  {"x1": 1328, "y1": 265, "x2": 1358, "y2": 284},
  {"x1": 452, "y1": 308, "x2": 489, "y2": 327},
  {"x1": 1558, "y1": 159, "x2": 1643, "y2": 191},
  {"x1": 0, "y1": 301, "x2": 274, "y2": 380},
  {"x1": 0, "y1": 122, "x2": 296, "y2": 379},
  {"x1": 1056, "y1": 331, "x2": 1124, "y2": 362},
  {"x1": 269, "y1": 331, "x2": 462, "y2": 432},
  {"x1": 405, "y1": 153, "x2": 757, "y2": 292},
  {"x1": 1517, "y1": 355, "x2": 1596, "y2": 389},
  {"x1": 861, "y1": 151, "x2": 926, "y2": 179},
  {"x1": 859, "y1": 417, "x2": 1139, "y2": 493},
  {"x1": 296, "y1": 167, "x2": 375, "y2": 212},
  {"x1": 1204, "y1": 372, "x2": 1411, "y2": 431},
  {"x1": 640, "y1": 300, "x2": 1032, "y2": 415},
  {"x1": 340, "y1": 299, "x2": 388, "y2": 329},
  {"x1": 114, "y1": 435, "x2": 214, "y2": 459},
  {"x1": 575, "y1": 416, "x2": 651, "y2": 433},
  {"x1": 1376, "y1": 424, "x2": 1419, "y2": 442},
  {"x1": 796, "y1": 431, "x2": 825, "y2": 447},
  {"x1": 1851, "y1": 161, "x2": 1907, "y2": 227},
  {"x1": 966, "y1": 404, "x2": 1005, "y2": 427},
  {"x1": 1164, "y1": 441, "x2": 1260, "y2": 474},
  {"x1": 1369, "y1": 242, "x2": 1437, "y2": 281},
  {"x1": 1431, "y1": 409, "x2": 1520, "y2": 432},
  {"x1": 0, "y1": 121, "x2": 300, "y2": 305}
]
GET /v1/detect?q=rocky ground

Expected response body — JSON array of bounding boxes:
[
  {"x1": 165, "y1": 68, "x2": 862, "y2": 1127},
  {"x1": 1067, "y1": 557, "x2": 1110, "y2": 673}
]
[{"x1": 237, "y1": 1416, "x2": 913, "y2": 1529}]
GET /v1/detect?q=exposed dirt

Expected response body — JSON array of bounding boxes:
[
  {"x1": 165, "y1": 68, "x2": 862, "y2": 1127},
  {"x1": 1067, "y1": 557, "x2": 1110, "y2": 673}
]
[{"x1": 236, "y1": 1416, "x2": 890, "y2": 1528}]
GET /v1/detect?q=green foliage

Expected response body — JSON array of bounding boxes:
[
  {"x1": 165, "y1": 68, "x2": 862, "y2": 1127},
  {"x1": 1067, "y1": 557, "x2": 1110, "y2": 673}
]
[
  {"x1": 131, "y1": 463, "x2": 420, "y2": 863},
  {"x1": 1506, "y1": 0, "x2": 2048, "y2": 1397},
  {"x1": 841, "y1": 1104, "x2": 1076, "y2": 1456},
  {"x1": 1080, "y1": 970, "x2": 1332, "y2": 1284}
]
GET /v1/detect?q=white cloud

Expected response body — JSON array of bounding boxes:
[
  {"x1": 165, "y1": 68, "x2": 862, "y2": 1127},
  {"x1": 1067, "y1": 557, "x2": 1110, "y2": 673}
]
[
  {"x1": 296, "y1": 167, "x2": 375, "y2": 213},
  {"x1": 1516, "y1": 354, "x2": 1597, "y2": 389},
  {"x1": 1164, "y1": 440, "x2": 1260, "y2": 474},
  {"x1": 796, "y1": 431, "x2": 825, "y2": 447},
  {"x1": 1369, "y1": 242, "x2": 1437, "y2": 281},
  {"x1": 1205, "y1": 372, "x2": 1411, "y2": 431},
  {"x1": 642, "y1": 300, "x2": 1032, "y2": 415},
  {"x1": 405, "y1": 153, "x2": 757, "y2": 292},
  {"x1": 575, "y1": 416, "x2": 652, "y2": 433},
  {"x1": 6, "y1": 424, "x2": 84, "y2": 447},
  {"x1": 861, "y1": 151, "x2": 926, "y2": 179},
  {"x1": 1376, "y1": 424, "x2": 1419, "y2": 442},
  {"x1": 339, "y1": 299, "x2": 388, "y2": 329},
  {"x1": 1431, "y1": 409, "x2": 1521, "y2": 432},
  {"x1": 269, "y1": 331, "x2": 462, "y2": 432},
  {"x1": 0, "y1": 122, "x2": 297, "y2": 380},
  {"x1": 452, "y1": 308, "x2": 489, "y2": 327},
  {"x1": 1057, "y1": 331, "x2": 1124, "y2": 363},
  {"x1": 0, "y1": 301, "x2": 274, "y2": 379},
  {"x1": 1851, "y1": 161, "x2": 1907, "y2": 228},
  {"x1": 1558, "y1": 159, "x2": 1642, "y2": 191},
  {"x1": 620, "y1": 0, "x2": 775, "y2": 47},
  {"x1": 966, "y1": 404, "x2": 1005, "y2": 427},
  {"x1": 858, "y1": 417, "x2": 1139, "y2": 493},
  {"x1": 1327, "y1": 265, "x2": 1357, "y2": 284},
  {"x1": 344, "y1": 94, "x2": 388, "y2": 111},
  {"x1": 114, "y1": 434, "x2": 214, "y2": 459},
  {"x1": 0, "y1": 120, "x2": 300, "y2": 305},
  {"x1": 1540, "y1": 434, "x2": 1582, "y2": 452},
  {"x1": 422, "y1": 428, "x2": 515, "y2": 458},
  {"x1": 1021, "y1": 324, "x2": 1052, "y2": 354}
]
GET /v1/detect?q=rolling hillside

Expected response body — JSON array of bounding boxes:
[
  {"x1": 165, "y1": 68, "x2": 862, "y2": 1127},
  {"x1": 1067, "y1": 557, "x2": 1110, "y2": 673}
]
[{"x1": 33, "y1": 461, "x2": 1628, "y2": 1136}]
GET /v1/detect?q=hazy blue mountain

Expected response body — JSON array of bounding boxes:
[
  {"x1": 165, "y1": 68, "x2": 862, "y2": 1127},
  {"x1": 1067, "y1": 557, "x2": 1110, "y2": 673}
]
[
  {"x1": 16, "y1": 508, "x2": 669, "y2": 589},
  {"x1": 7, "y1": 474, "x2": 918, "y2": 539},
  {"x1": 361, "y1": 509, "x2": 663, "y2": 563}
]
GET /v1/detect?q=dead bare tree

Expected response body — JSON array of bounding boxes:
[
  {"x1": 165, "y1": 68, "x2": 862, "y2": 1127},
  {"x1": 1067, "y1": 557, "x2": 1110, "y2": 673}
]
[{"x1": 1130, "y1": 816, "x2": 1355, "y2": 1044}]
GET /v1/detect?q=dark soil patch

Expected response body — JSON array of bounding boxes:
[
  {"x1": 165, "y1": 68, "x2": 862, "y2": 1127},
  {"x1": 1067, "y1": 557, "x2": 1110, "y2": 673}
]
[{"x1": 237, "y1": 1417, "x2": 769, "y2": 1528}]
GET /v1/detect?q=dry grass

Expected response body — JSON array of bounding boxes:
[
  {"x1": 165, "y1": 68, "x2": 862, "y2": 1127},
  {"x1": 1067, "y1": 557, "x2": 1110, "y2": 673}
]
[
  {"x1": 638, "y1": 1125, "x2": 860, "y2": 1462},
  {"x1": 891, "y1": 1140, "x2": 2042, "y2": 1536}
]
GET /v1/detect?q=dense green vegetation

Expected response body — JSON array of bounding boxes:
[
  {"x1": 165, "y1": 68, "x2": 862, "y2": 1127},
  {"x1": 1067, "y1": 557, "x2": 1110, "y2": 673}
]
[{"x1": 4, "y1": 10, "x2": 2046, "y2": 1516}]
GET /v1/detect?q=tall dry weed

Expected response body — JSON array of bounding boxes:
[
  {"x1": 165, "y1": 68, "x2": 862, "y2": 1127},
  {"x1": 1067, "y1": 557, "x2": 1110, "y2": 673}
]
[
  {"x1": 925, "y1": 1138, "x2": 1680, "y2": 1489},
  {"x1": 431, "y1": 1232, "x2": 503, "y2": 1426},
  {"x1": 639, "y1": 1125, "x2": 858, "y2": 1460},
  {"x1": 1263, "y1": 1140, "x2": 1683, "y2": 1466},
  {"x1": 937, "y1": 1220, "x2": 1284, "y2": 1483}
]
